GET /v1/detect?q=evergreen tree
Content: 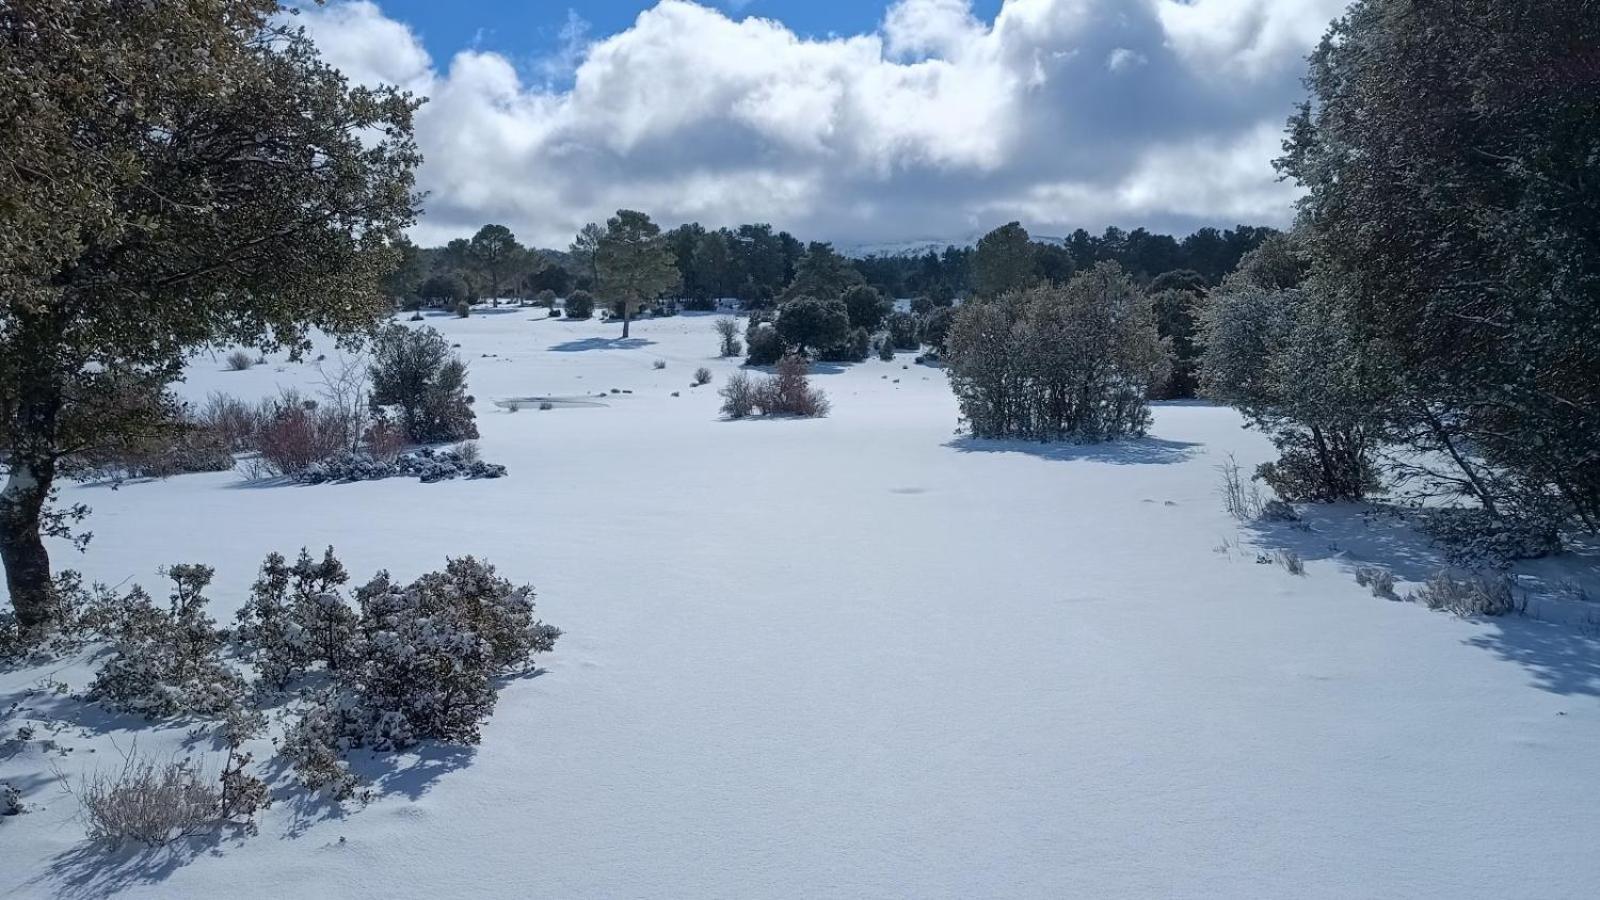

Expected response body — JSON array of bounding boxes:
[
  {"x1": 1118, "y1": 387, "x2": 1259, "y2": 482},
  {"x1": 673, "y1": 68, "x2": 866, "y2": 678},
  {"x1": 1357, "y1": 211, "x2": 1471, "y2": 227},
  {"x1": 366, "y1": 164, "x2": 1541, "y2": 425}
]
[
  {"x1": 0, "y1": 0, "x2": 419, "y2": 631},
  {"x1": 973, "y1": 222, "x2": 1037, "y2": 297},
  {"x1": 595, "y1": 210, "x2": 680, "y2": 339}
]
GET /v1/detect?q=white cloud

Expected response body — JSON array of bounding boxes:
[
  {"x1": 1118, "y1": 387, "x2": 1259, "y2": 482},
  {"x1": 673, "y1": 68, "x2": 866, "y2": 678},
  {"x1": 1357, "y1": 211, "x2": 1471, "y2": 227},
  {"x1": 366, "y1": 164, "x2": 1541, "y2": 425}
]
[{"x1": 297, "y1": 0, "x2": 1341, "y2": 248}]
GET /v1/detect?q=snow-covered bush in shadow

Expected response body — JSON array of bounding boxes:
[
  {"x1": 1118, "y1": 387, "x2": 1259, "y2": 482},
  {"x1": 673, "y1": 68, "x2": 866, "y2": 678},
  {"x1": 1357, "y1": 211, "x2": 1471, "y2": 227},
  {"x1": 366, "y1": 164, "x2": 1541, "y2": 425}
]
[
  {"x1": 369, "y1": 324, "x2": 478, "y2": 444},
  {"x1": 87, "y1": 565, "x2": 246, "y2": 719},
  {"x1": 297, "y1": 445, "x2": 507, "y2": 485},
  {"x1": 1413, "y1": 508, "x2": 1561, "y2": 569},
  {"x1": 1411, "y1": 571, "x2": 1524, "y2": 617},
  {"x1": 1354, "y1": 565, "x2": 1398, "y2": 600}
]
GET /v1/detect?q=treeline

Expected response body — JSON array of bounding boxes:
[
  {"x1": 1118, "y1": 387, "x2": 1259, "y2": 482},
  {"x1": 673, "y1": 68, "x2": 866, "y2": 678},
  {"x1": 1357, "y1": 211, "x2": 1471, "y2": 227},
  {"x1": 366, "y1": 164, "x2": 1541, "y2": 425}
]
[{"x1": 387, "y1": 218, "x2": 1276, "y2": 312}]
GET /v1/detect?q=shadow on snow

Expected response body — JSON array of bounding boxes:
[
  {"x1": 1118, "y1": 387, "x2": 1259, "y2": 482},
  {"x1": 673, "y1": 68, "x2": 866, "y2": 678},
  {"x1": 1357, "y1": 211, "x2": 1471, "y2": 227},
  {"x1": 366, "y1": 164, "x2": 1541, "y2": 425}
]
[
  {"x1": 546, "y1": 337, "x2": 656, "y2": 352},
  {"x1": 944, "y1": 435, "x2": 1201, "y2": 466}
]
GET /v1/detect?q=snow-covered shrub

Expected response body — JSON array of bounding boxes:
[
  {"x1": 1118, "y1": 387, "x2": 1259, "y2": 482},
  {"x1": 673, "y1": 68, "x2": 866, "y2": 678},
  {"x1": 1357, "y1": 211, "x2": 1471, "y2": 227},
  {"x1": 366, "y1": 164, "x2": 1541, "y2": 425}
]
[
  {"x1": 279, "y1": 695, "x2": 362, "y2": 801},
  {"x1": 288, "y1": 558, "x2": 557, "y2": 751},
  {"x1": 76, "y1": 751, "x2": 220, "y2": 847},
  {"x1": 224, "y1": 350, "x2": 255, "y2": 371},
  {"x1": 877, "y1": 339, "x2": 895, "y2": 362},
  {"x1": 217, "y1": 748, "x2": 270, "y2": 832},
  {"x1": 1413, "y1": 508, "x2": 1561, "y2": 568},
  {"x1": 296, "y1": 446, "x2": 507, "y2": 485},
  {"x1": 1274, "y1": 549, "x2": 1305, "y2": 575},
  {"x1": 817, "y1": 326, "x2": 870, "y2": 363},
  {"x1": 368, "y1": 324, "x2": 479, "y2": 444},
  {"x1": 719, "y1": 371, "x2": 758, "y2": 419},
  {"x1": 234, "y1": 548, "x2": 357, "y2": 689},
  {"x1": 1354, "y1": 565, "x2": 1398, "y2": 600},
  {"x1": 87, "y1": 566, "x2": 246, "y2": 719},
  {"x1": 2, "y1": 781, "x2": 24, "y2": 816},
  {"x1": 1412, "y1": 571, "x2": 1523, "y2": 617},
  {"x1": 692, "y1": 367, "x2": 712, "y2": 387}
]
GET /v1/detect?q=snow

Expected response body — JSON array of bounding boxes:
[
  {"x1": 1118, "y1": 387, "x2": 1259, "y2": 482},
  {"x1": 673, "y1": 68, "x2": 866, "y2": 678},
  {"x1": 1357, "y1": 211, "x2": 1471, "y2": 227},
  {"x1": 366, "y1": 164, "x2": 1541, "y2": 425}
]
[{"x1": 4, "y1": 310, "x2": 1600, "y2": 898}]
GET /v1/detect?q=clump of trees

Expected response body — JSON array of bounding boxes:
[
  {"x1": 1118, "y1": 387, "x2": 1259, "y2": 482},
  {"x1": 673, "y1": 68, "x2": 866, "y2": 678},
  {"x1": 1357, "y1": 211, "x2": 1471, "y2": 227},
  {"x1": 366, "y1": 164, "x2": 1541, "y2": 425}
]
[
  {"x1": 945, "y1": 263, "x2": 1169, "y2": 441},
  {"x1": 1198, "y1": 0, "x2": 1599, "y2": 547}
]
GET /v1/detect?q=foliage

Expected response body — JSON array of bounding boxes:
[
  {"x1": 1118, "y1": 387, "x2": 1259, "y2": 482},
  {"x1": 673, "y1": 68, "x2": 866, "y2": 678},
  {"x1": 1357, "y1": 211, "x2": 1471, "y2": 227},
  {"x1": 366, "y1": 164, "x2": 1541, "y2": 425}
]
[
  {"x1": 714, "y1": 317, "x2": 743, "y2": 357},
  {"x1": 0, "y1": 0, "x2": 420, "y2": 631},
  {"x1": 368, "y1": 325, "x2": 478, "y2": 444},
  {"x1": 945, "y1": 262, "x2": 1168, "y2": 441},
  {"x1": 744, "y1": 324, "x2": 786, "y2": 366},
  {"x1": 565, "y1": 289, "x2": 595, "y2": 319},
  {"x1": 973, "y1": 222, "x2": 1038, "y2": 298},
  {"x1": 775, "y1": 297, "x2": 851, "y2": 357},
  {"x1": 595, "y1": 210, "x2": 680, "y2": 338},
  {"x1": 840, "y1": 285, "x2": 891, "y2": 331}
]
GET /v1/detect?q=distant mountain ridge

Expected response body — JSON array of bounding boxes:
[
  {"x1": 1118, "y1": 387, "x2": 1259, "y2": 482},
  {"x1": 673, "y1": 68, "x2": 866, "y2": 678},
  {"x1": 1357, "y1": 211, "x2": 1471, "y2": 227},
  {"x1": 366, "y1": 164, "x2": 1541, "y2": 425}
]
[{"x1": 841, "y1": 235, "x2": 1069, "y2": 258}]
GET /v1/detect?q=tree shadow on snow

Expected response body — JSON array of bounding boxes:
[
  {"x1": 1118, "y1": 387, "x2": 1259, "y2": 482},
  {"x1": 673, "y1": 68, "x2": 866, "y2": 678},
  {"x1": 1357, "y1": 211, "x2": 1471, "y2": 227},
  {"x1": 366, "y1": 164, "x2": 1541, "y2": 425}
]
[
  {"x1": 944, "y1": 435, "x2": 1200, "y2": 465},
  {"x1": 38, "y1": 828, "x2": 251, "y2": 899},
  {"x1": 1242, "y1": 504, "x2": 1600, "y2": 700},
  {"x1": 547, "y1": 336, "x2": 657, "y2": 352}
]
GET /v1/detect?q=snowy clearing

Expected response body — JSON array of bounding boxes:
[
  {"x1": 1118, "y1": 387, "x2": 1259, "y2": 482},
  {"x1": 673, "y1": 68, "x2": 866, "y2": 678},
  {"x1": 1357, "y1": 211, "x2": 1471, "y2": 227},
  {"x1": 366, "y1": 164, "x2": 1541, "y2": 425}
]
[{"x1": 4, "y1": 310, "x2": 1599, "y2": 899}]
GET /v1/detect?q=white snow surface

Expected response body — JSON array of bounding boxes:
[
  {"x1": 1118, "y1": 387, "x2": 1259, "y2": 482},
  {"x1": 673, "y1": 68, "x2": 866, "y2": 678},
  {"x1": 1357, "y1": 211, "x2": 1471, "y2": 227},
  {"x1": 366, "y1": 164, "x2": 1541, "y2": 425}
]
[{"x1": 4, "y1": 310, "x2": 1599, "y2": 898}]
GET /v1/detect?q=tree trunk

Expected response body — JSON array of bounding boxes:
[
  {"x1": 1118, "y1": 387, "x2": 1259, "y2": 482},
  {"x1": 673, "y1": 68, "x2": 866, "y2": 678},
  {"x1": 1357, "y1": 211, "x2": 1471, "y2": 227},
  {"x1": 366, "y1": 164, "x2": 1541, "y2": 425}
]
[
  {"x1": 622, "y1": 304, "x2": 631, "y2": 339},
  {"x1": 0, "y1": 457, "x2": 56, "y2": 631}
]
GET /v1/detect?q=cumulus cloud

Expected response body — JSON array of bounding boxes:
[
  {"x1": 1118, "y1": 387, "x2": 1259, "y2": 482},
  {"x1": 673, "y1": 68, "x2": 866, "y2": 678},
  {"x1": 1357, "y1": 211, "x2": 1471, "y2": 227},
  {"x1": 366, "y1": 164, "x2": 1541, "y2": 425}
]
[{"x1": 296, "y1": 0, "x2": 1347, "y2": 248}]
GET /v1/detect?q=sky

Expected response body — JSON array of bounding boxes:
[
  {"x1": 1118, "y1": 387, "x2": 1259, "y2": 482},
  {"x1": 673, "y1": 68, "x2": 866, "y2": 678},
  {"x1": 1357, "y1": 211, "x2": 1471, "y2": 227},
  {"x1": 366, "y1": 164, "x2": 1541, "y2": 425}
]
[{"x1": 292, "y1": 0, "x2": 1350, "y2": 250}]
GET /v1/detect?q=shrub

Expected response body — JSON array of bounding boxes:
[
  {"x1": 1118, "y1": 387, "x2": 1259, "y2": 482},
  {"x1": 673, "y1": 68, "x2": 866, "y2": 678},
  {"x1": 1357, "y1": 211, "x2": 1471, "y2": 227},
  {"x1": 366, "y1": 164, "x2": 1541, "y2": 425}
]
[
  {"x1": 369, "y1": 324, "x2": 479, "y2": 444},
  {"x1": 714, "y1": 317, "x2": 742, "y2": 357},
  {"x1": 775, "y1": 296, "x2": 851, "y2": 357},
  {"x1": 1412, "y1": 571, "x2": 1522, "y2": 617},
  {"x1": 1218, "y1": 455, "x2": 1265, "y2": 522},
  {"x1": 919, "y1": 306, "x2": 955, "y2": 353},
  {"x1": 744, "y1": 324, "x2": 785, "y2": 366},
  {"x1": 1413, "y1": 508, "x2": 1561, "y2": 568},
  {"x1": 885, "y1": 311, "x2": 921, "y2": 351},
  {"x1": 197, "y1": 392, "x2": 264, "y2": 453},
  {"x1": 256, "y1": 391, "x2": 348, "y2": 477},
  {"x1": 719, "y1": 371, "x2": 758, "y2": 419},
  {"x1": 224, "y1": 350, "x2": 255, "y2": 371},
  {"x1": 877, "y1": 339, "x2": 895, "y2": 361},
  {"x1": 743, "y1": 356, "x2": 829, "y2": 418},
  {"x1": 1354, "y1": 565, "x2": 1398, "y2": 600},
  {"x1": 454, "y1": 300, "x2": 470, "y2": 318},
  {"x1": 945, "y1": 263, "x2": 1167, "y2": 442},
  {"x1": 536, "y1": 288, "x2": 557, "y2": 308},
  {"x1": 234, "y1": 548, "x2": 357, "y2": 690},
  {"x1": 841, "y1": 285, "x2": 891, "y2": 331},
  {"x1": 362, "y1": 416, "x2": 408, "y2": 462},
  {"x1": 1273, "y1": 549, "x2": 1305, "y2": 575},
  {"x1": 653, "y1": 359, "x2": 667, "y2": 370},
  {"x1": 87, "y1": 565, "x2": 246, "y2": 718},
  {"x1": 75, "y1": 750, "x2": 221, "y2": 847},
  {"x1": 817, "y1": 327, "x2": 870, "y2": 363},
  {"x1": 565, "y1": 290, "x2": 595, "y2": 319},
  {"x1": 692, "y1": 367, "x2": 713, "y2": 387}
]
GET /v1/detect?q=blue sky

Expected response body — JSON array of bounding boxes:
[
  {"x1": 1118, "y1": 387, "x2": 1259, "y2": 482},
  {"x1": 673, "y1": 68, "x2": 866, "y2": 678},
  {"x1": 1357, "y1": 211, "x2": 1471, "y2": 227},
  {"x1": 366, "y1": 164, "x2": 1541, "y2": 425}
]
[
  {"x1": 377, "y1": 1, "x2": 1003, "y2": 71},
  {"x1": 298, "y1": 0, "x2": 1345, "y2": 247}
]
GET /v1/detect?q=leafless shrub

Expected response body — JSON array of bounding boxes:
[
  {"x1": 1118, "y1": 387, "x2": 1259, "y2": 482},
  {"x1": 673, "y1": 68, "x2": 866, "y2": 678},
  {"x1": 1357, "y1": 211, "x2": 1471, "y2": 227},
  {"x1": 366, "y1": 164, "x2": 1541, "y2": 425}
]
[
  {"x1": 363, "y1": 417, "x2": 408, "y2": 462},
  {"x1": 456, "y1": 440, "x2": 481, "y2": 465},
  {"x1": 72, "y1": 747, "x2": 220, "y2": 847},
  {"x1": 1354, "y1": 565, "x2": 1398, "y2": 599},
  {"x1": 719, "y1": 371, "x2": 758, "y2": 419},
  {"x1": 692, "y1": 367, "x2": 713, "y2": 387},
  {"x1": 314, "y1": 353, "x2": 372, "y2": 454},
  {"x1": 197, "y1": 393, "x2": 264, "y2": 453},
  {"x1": 1218, "y1": 454, "x2": 1265, "y2": 522},
  {"x1": 1274, "y1": 549, "x2": 1305, "y2": 575},
  {"x1": 224, "y1": 350, "x2": 255, "y2": 371},
  {"x1": 256, "y1": 390, "x2": 348, "y2": 477},
  {"x1": 1411, "y1": 571, "x2": 1523, "y2": 617},
  {"x1": 653, "y1": 359, "x2": 667, "y2": 370},
  {"x1": 714, "y1": 317, "x2": 742, "y2": 357}
]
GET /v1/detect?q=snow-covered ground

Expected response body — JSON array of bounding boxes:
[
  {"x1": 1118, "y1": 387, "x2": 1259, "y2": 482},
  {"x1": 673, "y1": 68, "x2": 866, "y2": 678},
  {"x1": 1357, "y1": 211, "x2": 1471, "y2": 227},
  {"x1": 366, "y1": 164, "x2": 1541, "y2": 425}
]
[{"x1": 4, "y1": 309, "x2": 1599, "y2": 898}]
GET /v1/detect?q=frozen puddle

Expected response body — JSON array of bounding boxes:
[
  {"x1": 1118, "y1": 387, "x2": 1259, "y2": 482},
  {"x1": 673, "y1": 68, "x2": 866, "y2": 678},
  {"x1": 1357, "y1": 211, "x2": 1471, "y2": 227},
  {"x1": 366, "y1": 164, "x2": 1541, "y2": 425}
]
[{"x1": 495, "y1": 395, "x2": 610, "y2": 410}]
